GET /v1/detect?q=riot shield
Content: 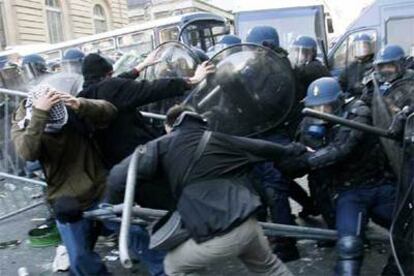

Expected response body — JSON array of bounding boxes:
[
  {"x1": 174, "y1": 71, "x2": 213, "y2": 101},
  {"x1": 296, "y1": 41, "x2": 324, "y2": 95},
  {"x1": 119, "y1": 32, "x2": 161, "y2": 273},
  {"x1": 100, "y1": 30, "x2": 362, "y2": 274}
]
[
  {"x1": 184, "y1": 44, "x2": 296, "y2": 136},
  {"x1": 372, "y1": 78, "x2": 414, "y2": 275},
  {"x1": 143, "y1": 41, "x2": 201, "y2": 81},
  {"x1": 38, "y1": 72, "x2": 84, "y2": 96},
  {"x1": 141, "y1": 41, "x2": 202, "y2": 115},
  {"x1": 0, "y1": 66, "x2": 26, "y2": 91},
  {"x1": 113, "y1": 51, "x2": 145, "y2": 78},
  {"x1": 372, "y1": 78, "x2": 414, "y2": 177},
  {"x1": 389, "y1": 113, "x2": 414, "y2": 276}
]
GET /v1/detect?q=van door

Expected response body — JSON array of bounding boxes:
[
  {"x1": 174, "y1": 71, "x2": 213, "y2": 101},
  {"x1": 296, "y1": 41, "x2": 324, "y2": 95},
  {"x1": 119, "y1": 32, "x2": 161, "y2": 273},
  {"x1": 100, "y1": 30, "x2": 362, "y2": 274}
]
[
  {"x1": 382, "y1": 2, "x2": 414, "y2": 55},
  {"x1": 328, "y1": 29, "x2": 378, "y2": 77},
  {"x1": 234, "y1": 5, "x2": 328, "y2": 55}
]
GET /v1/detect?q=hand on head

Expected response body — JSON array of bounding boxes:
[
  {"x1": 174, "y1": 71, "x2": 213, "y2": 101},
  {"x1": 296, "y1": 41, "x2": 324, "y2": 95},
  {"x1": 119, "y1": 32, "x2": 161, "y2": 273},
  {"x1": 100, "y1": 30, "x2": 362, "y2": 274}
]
[
  {"x1": 33, "y1": 89, "x2": 61, "y2": 111},
  {"x1": 33, "y1": 89, "x2": 80, "y2": 111}
]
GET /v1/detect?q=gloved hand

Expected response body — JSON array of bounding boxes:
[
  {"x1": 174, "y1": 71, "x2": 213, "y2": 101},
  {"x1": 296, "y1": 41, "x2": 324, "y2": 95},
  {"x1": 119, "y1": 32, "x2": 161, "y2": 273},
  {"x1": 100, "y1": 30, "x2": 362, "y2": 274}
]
[
  {"x1": 285, "y1": 142, "x2": 308, "y2": 156},
  {"x1": 277, "y1": 142, "x2": 311, "y2": 178},
  {"x1": 389, "y1": 106, "x2": 414, "y2": 140},
  {"x1": 53, "y1": 196, "x2": 83, "y2": 223}
]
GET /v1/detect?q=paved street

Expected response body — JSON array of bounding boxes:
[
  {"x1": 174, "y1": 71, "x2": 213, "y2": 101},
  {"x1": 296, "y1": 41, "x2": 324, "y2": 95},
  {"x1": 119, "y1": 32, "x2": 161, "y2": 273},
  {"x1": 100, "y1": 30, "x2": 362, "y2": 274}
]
[{"x1": 0, "y1": 200, "x2": 390, "y2": 276}]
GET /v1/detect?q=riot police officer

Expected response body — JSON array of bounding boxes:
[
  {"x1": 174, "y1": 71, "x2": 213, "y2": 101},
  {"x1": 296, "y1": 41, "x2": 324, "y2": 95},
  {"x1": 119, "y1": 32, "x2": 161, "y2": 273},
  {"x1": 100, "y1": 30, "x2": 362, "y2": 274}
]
[
  {"x1": 290, "y1": 35, "x2": 331, "y2": 100},
  {"x1": 61, "y1": 48, "x2": 85, "y2": 74},
  {"x1": 302, "y1": 77, "x2": 396, "y2": 275},
  {"x1": 373, "y1": 44, "x2": 414, "y2": 95},
  {"x1": 207, "y1": 34, "x2": 241, "y2": 57},
  {"x1": 22, "y1": 54, "x2": 51, "y2": 87},
  {"x1": 339, "y1": 33, "x2": 375, "y2": 97}
]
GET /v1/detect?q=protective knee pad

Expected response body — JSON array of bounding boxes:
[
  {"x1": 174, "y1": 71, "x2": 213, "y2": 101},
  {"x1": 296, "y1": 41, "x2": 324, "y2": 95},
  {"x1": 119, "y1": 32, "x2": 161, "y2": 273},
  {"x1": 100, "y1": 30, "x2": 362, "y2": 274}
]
[{"x1": 337, "y1": 236, "x2": 364, "y2": 260}]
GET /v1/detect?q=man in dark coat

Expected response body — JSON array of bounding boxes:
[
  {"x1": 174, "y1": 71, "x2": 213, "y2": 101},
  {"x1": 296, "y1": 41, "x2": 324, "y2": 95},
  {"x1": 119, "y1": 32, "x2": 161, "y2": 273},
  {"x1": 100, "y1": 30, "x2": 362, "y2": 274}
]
[{"x1": 78, "y1": 52, "x2": 214, "y2": 168}]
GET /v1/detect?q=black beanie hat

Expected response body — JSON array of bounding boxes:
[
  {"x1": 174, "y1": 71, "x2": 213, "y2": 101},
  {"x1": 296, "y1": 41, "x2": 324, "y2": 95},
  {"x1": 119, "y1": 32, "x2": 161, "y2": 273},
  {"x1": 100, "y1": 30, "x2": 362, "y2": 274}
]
[{"x1": 82, "y1": 53, "x2": 113, "y2": 81}]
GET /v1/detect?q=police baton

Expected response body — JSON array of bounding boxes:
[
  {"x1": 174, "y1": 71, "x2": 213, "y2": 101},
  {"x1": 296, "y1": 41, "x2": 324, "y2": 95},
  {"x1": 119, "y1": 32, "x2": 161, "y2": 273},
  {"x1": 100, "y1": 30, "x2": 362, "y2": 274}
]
[{"x1": 302, "y1": 108, "x2": 398, "y2": 140}]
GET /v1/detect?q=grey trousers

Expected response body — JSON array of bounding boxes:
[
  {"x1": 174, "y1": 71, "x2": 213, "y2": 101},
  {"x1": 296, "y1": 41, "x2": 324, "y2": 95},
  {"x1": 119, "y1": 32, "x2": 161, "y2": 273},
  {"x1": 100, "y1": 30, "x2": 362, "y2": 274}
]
[{"x1": 164, "y1": 217, "x2": 293, "y2": 276}]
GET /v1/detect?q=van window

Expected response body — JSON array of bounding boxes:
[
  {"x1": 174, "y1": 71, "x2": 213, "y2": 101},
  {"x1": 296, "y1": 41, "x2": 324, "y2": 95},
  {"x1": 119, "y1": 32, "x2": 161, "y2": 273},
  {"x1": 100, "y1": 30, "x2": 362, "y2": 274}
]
[
  {"x1": 117, "y1": 31, "x2": 154, "y2": 55},
  {"x1": 82, "y1": 38, "x2": 116, "y2": 55},
  {"x1": 179, "y1": 21, "x2": 230, "y2": 51},
  {"x1": 330, "y1": 29, "x2": 377, "y2": 74},
  {"x1": 159, "y1": 26, "x2": 179, "y2": 44},
  {"x1": 386, "y1": 17, "x2": 414, "y2": 55}
]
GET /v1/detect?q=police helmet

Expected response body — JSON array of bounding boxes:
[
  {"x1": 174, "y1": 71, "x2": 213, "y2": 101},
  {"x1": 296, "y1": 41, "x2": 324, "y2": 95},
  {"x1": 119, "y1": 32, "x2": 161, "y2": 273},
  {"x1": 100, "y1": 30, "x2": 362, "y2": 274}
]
[
  {"x1": 305, "y1": 77, "x2": 343, "y2": 107},
  {"x1": 246, "y1": 26, "x2": 279, "y2": 49},
  {"x1": 22, "y1": 54, "x2": 48, "y2": 76},
  {"x1": 374, "y1": 44, "x2": 406, "y2": 82},
  {"x1": 218, "y1": 35, "x2": 241, "y2": 46},
  {"x1": 63, "y1": 48, "x2": 85, "y2": 62},
  {"x1": 352, "y1": 33, "x2": 374, "y2": 59},
  {"x1": 191, "y1": 47, "x2": 209, "y2": 63},
  {"x1": 207, "y1": 35, "x2": 241, "y2": 58},
  {"x1": 290, "y1": 35, "x2": 317, "y2": 66}
]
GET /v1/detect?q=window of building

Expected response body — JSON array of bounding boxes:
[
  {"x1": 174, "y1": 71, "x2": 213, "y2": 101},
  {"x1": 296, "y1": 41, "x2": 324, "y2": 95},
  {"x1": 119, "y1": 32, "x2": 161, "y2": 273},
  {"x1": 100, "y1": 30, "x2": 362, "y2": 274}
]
[
  {"x1": 93, "y1": 4, "x2": 108, "y2": 34},
  {"x1": 45, "y1": 0, "x2": 64, "y2": 43},
  {"x1": 0, "y1": 1, "x2": 6, "y2": 50}
]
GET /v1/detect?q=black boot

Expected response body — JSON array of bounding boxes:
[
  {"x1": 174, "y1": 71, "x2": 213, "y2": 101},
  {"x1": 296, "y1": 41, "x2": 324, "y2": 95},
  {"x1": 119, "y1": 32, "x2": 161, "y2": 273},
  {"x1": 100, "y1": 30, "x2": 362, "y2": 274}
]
[{"x1": 273, "y1": 237, "x2": 300, "y2": 262}]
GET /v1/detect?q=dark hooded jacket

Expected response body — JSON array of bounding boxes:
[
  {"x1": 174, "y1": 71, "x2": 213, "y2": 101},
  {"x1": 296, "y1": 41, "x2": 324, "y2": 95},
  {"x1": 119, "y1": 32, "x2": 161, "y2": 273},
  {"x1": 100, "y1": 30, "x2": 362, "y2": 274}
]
[
  {"x1": 108, "y1": 114, "x2": 306, "y2": 242},
  {"x1": 79, "y1": 55, "x2": 192, "y2": 167}
]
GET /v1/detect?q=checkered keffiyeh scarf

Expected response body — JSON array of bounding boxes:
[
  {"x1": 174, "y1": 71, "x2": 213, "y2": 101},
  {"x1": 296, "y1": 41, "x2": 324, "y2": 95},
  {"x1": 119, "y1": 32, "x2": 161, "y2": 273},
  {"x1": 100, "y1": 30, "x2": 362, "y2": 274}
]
[{"x1": 18, "y1": 84, "x2": 68, "y2": 133}]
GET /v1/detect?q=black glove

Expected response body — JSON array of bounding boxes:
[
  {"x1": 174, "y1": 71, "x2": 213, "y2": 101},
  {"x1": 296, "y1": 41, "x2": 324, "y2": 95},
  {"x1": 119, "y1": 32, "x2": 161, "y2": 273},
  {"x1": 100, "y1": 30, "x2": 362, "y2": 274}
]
[
  {"x1": 277, "y1": 143, "x2": 311, "y2": 178},
  {"x1": 53, "y1": 196, "x2": 83, "y2": 223},
  {"x1": 389, "y1": 106, "x2": 414, "y2": 140},
  {"x1": 285, "y1": 142, "x2": 308, "y2": 156}
]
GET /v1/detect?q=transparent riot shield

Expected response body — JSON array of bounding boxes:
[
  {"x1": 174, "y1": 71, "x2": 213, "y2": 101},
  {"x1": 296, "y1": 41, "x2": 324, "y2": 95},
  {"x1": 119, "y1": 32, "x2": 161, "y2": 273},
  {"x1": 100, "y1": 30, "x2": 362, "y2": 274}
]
[
  {"x1": 141, "y1": 41, "x2": 202, "y2": 115},
  {"x1": 39, "y1": 72, "x2": 84, "y2": 96},
  {"x1": 184, "y1": 43, "x2": 296, "y2": 136},
  {"x1": 0, "y1": 66, "x2": 26, "y2": 91},
  {"x1": 389, "y1": 113, "x2": 414, "y2": 276},
  {"x1": 372, "y1": 78, "x2": 414, "y2": 176},
  {"x1": 113, "y1": 51, "x2": 145, "y2": 78},
  {"x1": 143, "y1": 41, "x2": 201, "y2": 81},
  {"x1": 372, "y1": 78, "x2": 414, "y2": 275}
]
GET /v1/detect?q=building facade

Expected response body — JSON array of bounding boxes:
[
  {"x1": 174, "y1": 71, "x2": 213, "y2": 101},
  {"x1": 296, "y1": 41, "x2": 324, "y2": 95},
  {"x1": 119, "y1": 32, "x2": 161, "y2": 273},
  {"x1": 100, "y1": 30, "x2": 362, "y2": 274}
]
[
  {"x1": 0, "y1": 0, "x2": 129, "y2": 50},
  {"x1": 128, "y1": 0, "x2": 231, "y2": 24}
]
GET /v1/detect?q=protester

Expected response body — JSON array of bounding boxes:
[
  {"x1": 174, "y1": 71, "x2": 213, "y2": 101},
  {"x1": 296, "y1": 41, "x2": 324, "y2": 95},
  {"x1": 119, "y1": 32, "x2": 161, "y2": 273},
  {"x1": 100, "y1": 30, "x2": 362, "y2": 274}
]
[{"x1": 11, "y1": 84, "x2": 117, "y2": 275}]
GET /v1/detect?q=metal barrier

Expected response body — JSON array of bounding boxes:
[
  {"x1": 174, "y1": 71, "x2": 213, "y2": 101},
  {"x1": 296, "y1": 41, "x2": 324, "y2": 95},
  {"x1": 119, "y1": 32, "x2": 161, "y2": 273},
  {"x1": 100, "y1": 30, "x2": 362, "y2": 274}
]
[
  {"x1": 0, "y1": 88, "x2": 27, "y2": 175},
  {"x1": 111, "y1": 149, "x2": 389, "y2": 269}
]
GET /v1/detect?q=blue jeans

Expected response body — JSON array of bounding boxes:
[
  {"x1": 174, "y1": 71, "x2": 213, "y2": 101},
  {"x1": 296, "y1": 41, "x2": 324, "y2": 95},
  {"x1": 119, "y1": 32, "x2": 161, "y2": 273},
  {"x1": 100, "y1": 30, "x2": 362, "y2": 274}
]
[
  {"x1": 104, "y1": 221, "x2": 166, "y2": 276},
  {"x1": 56, "y1": 218, "x2": 109, "y2": 276},
  {"x1": 336, "y1": 183, "x2": 396, "y2": 238}
]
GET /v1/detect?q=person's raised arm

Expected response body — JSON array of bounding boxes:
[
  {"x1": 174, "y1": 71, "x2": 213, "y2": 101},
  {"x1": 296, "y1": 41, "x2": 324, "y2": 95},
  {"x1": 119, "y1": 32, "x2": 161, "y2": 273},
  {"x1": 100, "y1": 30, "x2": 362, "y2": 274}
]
[
  {"x1": 112, "y1": 61, "x2": 215, "y2": 109},
  {"x1": 11, "y1": 91, "x2": 60, "y2": 161},
  {"x1": 58, "y1": 92, "x2": 117, "y2": 128}
]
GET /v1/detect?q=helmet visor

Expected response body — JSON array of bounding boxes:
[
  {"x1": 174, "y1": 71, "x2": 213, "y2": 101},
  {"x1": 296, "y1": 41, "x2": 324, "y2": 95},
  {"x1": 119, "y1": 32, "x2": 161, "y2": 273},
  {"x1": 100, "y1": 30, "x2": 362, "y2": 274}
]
[
  {"x1": 311, "y1": 104, "x2": 333, "y2": 114},
  {"x1": 353, "y1": 41, "x2": 373, "y2": 58},
  {"x1": 290, "y1": 46, "x2": 315, "y2": 66},
  {"x1": 375, "y1": 62, "x2": 400, "y2": 83}
]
